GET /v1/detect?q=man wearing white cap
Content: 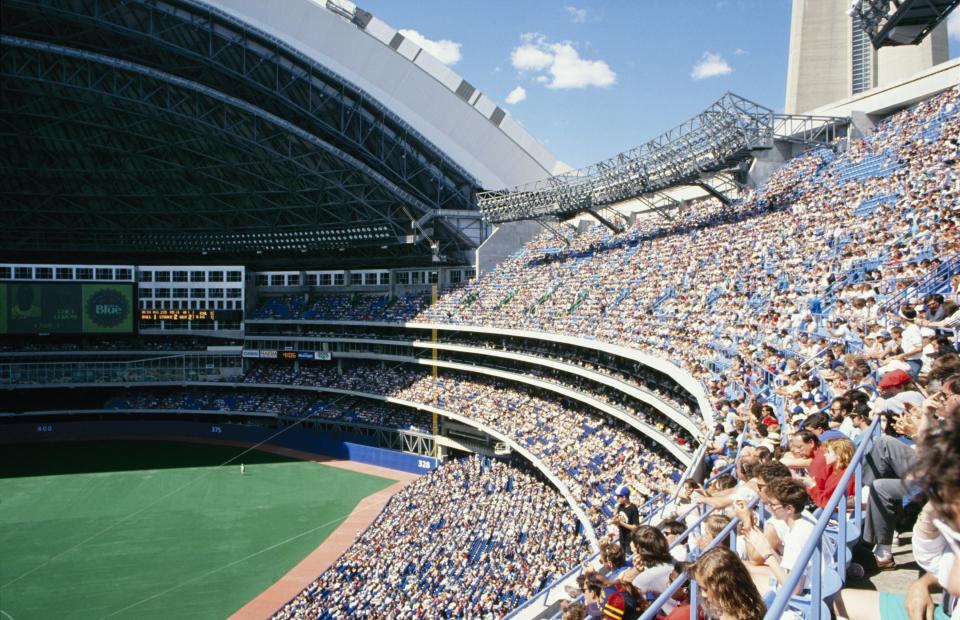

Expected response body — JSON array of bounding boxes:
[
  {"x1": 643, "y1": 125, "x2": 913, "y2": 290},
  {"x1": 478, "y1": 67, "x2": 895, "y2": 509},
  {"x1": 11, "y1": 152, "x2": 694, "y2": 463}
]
[{"x1": 918, "y1": 327, "x2": 938, "y2": 378}]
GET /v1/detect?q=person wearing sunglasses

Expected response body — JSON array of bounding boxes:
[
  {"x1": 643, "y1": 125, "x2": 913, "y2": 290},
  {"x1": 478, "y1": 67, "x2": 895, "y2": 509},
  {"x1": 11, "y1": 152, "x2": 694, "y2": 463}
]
[{"x1": 745, "y1": 477, "x2": 836, "y2": 595}]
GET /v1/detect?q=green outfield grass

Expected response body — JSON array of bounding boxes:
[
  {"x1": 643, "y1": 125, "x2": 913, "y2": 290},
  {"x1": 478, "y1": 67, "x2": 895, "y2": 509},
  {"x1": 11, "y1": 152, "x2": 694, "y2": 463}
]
[{"x1": 0, "y1": 441, "x2": 395, "y2": 620}]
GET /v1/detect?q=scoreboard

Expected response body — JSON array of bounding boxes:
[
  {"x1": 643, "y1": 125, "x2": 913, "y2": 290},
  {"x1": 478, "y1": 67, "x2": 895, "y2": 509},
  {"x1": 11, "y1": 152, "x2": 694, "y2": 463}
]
[{"x1": 139, "y1": 309, "x2": 218, "y2": 321}]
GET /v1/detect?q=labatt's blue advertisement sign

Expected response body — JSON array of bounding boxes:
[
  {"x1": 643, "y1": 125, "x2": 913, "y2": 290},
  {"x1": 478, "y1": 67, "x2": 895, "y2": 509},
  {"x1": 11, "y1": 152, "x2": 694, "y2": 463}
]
[{"x1": 83, "y1": 285, "x2": 132, "y2": 333}]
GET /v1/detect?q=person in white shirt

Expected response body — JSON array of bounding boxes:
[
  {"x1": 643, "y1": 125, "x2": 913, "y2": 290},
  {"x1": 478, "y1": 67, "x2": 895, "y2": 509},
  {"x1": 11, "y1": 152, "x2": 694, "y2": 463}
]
[
  {"x1": 918, "y1": 327, "x2": 939, "y2": 378},
  {"x1": 746, "y1": 477, "x2": 835, "y2": 595},
  {"x1": 892, "y1": 305, "x2": 924, "y2": 379}
]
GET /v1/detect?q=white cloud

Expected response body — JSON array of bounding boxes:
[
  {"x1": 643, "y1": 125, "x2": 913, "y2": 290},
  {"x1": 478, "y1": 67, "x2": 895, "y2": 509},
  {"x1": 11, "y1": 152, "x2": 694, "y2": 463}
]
[
  {"x1": 734, "y1": 48, "x2": 748, "y2": 56},
  {"x1": 399, "y1": 29, "x2": 462, "y2": 65},
  {"x1": 565, "y1": 5, "x2": 587, "y2": 23},
  {"x1": 505, "y1": 86, "x2": 527, "y2": 104},
  {"x1": 511, "y1": 43, "x2": 554, "y2": 71},
  {"x1": 948, "y1": 9, "x2": 960, "y2": 41},
  {"x1": 690, "y1": 52, "x2": 733, "y2": 80},
  {"x1": 510, "y1": 34, "x2": 616, "y2": 90}
]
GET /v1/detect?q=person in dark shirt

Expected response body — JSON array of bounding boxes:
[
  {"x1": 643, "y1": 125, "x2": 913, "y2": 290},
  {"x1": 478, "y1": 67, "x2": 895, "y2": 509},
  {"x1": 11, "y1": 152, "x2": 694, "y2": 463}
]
[{"x1": 612, "y1": 487, "x2": 639, "y2": 554}]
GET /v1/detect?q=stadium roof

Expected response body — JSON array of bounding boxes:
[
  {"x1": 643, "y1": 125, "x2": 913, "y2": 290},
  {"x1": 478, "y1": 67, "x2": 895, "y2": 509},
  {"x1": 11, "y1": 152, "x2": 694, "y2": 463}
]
[{"x1": 0, "y1": 0, "x2": 497, "y2": 269}]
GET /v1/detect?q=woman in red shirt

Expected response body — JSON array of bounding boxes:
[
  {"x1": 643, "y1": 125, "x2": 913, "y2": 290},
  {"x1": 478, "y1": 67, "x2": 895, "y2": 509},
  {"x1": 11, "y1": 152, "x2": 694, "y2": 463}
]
[{"x1": 802, "y1": 437, "x2": 856, "y2": 508}]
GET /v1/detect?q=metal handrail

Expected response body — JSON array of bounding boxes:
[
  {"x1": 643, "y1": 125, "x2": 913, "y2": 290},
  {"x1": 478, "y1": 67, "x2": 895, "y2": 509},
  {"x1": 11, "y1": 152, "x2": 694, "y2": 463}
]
[
  {"x1": 763, "y1": 416, "x2": 882, "y2": 619},
  {"x1": 641, "y1": 495, "x2": 761, "y2": 620}
]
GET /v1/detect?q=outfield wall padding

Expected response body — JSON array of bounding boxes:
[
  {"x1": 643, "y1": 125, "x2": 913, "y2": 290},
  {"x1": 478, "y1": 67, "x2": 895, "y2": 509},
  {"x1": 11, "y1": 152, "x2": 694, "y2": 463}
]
[{"x1": 0, "y1": 420, "x2": 437, "y2": 474}]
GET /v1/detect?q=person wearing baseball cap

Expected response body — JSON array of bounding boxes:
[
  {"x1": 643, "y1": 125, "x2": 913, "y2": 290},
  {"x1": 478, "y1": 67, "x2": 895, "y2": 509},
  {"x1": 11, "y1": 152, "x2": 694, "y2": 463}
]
[
  {"x1": 919, "y1": 327, "x2": 939, "y2": 378},
  {"x1": 873, "y1": 369, "x2": 924, "y2": 417}
]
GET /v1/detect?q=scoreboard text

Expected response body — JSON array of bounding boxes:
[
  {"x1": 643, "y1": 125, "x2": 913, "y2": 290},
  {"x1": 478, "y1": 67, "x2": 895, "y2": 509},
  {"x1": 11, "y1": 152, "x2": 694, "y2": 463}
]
[{"x1": 139, "y1": 309, "x2": 217, "y2": 321}]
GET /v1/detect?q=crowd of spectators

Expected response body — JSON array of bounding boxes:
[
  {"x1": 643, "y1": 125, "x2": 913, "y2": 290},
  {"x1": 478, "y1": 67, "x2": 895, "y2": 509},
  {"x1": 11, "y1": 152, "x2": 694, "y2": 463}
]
[
  {"x1": 258, "y1": 88, "x2": 960, "y2": 617},
  {"x1": 430, "y1": 351, "x2": 697, "y2": 447},
  {"x1": 438, "y1": 332, "x2": 700, "y2": 422},
  {"x1": 549, "y1": 366, "x2": 959, "y2": 619},
  {"x1": 243, "y1": 360, "x2": 685, "y2": 532},
  {"x1": 104, "y1": 389, "x2": 432, "y2": 432},
  {"x1": 0, "y1": 336, "x2": 240, "y2": 353},
  {"x1": 418, "y1": 87, "x2": 959, "y2": 439},
  {"x1": 253, "y1": 293, "x2": 431, "y2": 322},
  {"x1": 39, "y1": 88, "x2": 958, "y2": 620},
  {"x1": 273, "y1": 455, "x2": 590, "y2": 620}
]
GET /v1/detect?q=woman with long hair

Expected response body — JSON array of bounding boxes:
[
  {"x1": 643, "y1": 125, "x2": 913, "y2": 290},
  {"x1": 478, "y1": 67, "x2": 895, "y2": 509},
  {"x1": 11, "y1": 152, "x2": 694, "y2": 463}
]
[
  {"x1": 689, "y1": 546, "x2": 766, "y2": 620},
  {"x1": 622, "y1": 525, "x2": 681, "y2": 615}
]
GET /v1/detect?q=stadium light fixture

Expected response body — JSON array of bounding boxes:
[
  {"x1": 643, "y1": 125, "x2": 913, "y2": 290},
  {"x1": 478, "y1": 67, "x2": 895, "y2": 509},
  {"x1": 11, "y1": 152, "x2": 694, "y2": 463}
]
[{"x1": 850, "y1": 0, "x2": 959, "y2": 47}]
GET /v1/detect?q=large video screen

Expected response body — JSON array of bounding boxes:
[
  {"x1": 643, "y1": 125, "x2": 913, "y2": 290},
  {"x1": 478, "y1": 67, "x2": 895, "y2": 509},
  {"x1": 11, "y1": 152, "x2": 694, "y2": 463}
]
[{"x1": 0, "y1": 282, "x2": 135, "y2": 335}]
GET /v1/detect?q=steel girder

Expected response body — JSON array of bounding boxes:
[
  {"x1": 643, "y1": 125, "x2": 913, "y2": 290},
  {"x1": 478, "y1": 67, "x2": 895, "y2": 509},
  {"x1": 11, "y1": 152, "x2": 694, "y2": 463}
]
[
  {"x1": 0, "y1": 37, "x2": 474, "y2": 265},
  {"x1": 773, "y1": 114, "x2": 850, "y2": 149},
  {"x1": 477, "y1": 93, "x2": 774, "y2": 224}
]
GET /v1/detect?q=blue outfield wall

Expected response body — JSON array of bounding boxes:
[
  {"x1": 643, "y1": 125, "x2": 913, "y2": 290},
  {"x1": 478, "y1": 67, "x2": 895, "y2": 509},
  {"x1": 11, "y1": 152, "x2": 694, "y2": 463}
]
[{"x1": 0, "y1": 420, "x2": 438, "y2": 475}]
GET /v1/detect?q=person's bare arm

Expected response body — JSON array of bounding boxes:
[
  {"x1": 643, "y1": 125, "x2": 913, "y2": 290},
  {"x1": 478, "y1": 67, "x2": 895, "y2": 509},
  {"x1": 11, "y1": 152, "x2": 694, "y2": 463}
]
[
  {"x1": 780, "y1": 454, "x2": 812, "y2": 469},
  {"x1": 904, "y1": 572, "x2": 940, "y2": 620}
]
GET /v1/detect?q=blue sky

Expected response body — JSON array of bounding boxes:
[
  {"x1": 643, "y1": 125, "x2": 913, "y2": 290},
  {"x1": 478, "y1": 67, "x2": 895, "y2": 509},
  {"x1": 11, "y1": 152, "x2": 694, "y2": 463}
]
[{"x1": 356, "y1": 1, "x2": 960, "y2": 170}]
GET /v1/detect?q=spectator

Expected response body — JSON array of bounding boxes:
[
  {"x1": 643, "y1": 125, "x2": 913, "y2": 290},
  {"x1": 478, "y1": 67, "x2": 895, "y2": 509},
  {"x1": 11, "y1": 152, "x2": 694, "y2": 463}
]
[
  {"x1": 800, "y1": 437, "x2": 856, "y2": 509},
  {"x1": 624, "y1": 525, "x2": 680, "y2": 615},
  {"x1": 745, "y1": 477, "x2": 835, "y2": 593},
  {"x1": 689, "y1": 546, "x2": 766, "y2": 620},
  {"x1": 892, "y1": 305, "x2": 924, "y2": 378},
  {"x1": 613, "y1": 488, "x2": 640, "y2": 555},
  {"x1": 583, "y1": 573, "x2": 646, "y2": 620},
  {"x1": 803, "y1": 411, "x2": 849, "y2": 441}
]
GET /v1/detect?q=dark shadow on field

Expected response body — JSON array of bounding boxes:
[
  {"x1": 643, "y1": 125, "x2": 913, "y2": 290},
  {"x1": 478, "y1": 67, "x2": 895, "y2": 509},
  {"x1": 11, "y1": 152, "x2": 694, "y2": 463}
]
[{"x1": 0, "y1": 440, "x2": 301, "y2": 478}]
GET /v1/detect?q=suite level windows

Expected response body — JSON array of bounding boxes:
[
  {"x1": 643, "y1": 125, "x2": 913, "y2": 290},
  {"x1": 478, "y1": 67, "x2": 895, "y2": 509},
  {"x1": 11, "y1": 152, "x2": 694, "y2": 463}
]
[{"x1": 0, "y1": 264, "x2": 135, "y2": 282}]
